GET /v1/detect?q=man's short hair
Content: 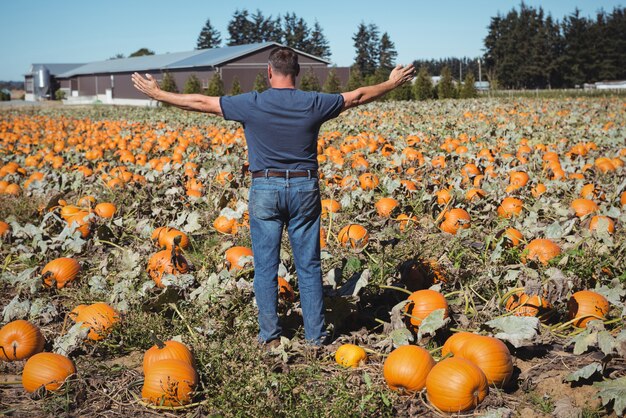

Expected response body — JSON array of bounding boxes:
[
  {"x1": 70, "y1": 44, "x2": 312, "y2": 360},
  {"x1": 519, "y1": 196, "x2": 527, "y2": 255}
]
[{"x1": 268, "y1": 47, "x2": 300, "y2": 78}]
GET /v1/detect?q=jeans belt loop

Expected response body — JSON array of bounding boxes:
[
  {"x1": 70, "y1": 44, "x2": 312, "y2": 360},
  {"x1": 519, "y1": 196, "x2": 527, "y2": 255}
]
[
  {"x1": 286, "y1": 170, "x2": 290, "y2": 180},
  {"x1": 307, "y1": 169, "x2": 311, "y2": 179},
  {"x1": 264, "y1": 169, "x2": 269, "y2": 179}
]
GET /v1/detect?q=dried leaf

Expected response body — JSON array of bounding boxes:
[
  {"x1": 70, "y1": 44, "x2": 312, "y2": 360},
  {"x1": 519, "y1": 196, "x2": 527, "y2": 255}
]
[
  {"x1": 598, "y1": 331, "x2": 616, "y2": 356},
  {"x1": 183, "y1": 211, "x2": 202, "y2": 233},
  {"x1": 485, "y1": 316, "x2": 539, "y2": 347},
  {"x1": 594, "y1": 376, "x2": 626, "y2": 416},
  {"x1": 417, "y1": 308, "x2": 450, "y2": 341},
  {"x1": 552, "y1": 397, "x2": 583, "y2": 418},
  {"x1": 565, "y1": 362, "x2": 602, "y2": 382},
  {"x1": 389, "y1": 328, "x2": 414, "y2": 348},
  {"x1": 2, "y1": 296, "x2": 31, "y2": 322},
  {"x1": 569, "y1": 329, "x2": 597, "y2": 355},
  {"x1": 53, "y1": 322, "x2": 89, "y2": 356}
]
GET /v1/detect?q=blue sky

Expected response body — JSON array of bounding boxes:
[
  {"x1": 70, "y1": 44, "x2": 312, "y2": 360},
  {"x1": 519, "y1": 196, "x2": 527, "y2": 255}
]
[{"x1": 1, "y1": 0, "x2": 622, "y2": 81}]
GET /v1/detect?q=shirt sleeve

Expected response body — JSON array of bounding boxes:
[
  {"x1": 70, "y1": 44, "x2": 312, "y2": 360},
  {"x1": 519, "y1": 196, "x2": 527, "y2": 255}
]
[
  {"x1": 220, "y1": 92, "x2": 256, "y2": 123},
  {"x1": 315, "y1": 93, "x2": 345, "y2": 122}
]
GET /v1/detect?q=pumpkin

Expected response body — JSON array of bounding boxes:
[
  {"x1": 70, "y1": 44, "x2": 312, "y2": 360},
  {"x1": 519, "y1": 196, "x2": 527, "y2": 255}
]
[
  {"x1": 404, "y1": 289, "x2": 449, "y2": 330},
  {"x1": 621, "y1": 191, "x2": 626, "y2": 207},
  {"x1": 570, "y1": 198, "x2": 599, "y2": 217},
  {"x1": 358, "y1": 173, "x2": 379, "y2": 190},
  {"x1": 567, "y1": 290, "x2": 610, "y2": 328},
  {"x1": 224, "y1": 246, "x2": 253, "y2": 271},
  {"x1": 337, "y1": 224, "x2": 369, "y2": 249},
  {"x1": 143, "y1": 340, "x2": 194, "y2": 372},
  {"x1": 383, "y1": 345, "x2": 435, "y2": 392},
  {"x1": 70, "y1": 302, "x2": 120, "y2": 341},
  {"x1": 439, "y1": 208, "x2": 470, "y2": 235},
  {"x1": 374, "y1": 197, "x2": 399, "y2": 217},
  {"x1": 42, "y1": 257, "x2": 81, "y2": 288},
  {"x1": 22, "y1": 352, "x2": 76, "y2": 393},
  {"x1": 504, "y1": 291, "x2": 553, "y2": 319},
  {"x1": 335, "y1": 344, "x2": 367, "y2": 368},
  {"x1": 396, "y1": 214, "x2": 417, "y2": 231},
  {"x1": 59, "y1": 205, "x2": 83, "y2": 221},
  {"x1": 522, "y1": 239, "x2": 561, "y2": 265},
  {"x1": 531, "y1": 183, "x2": 547, "y2": 197},
  {"x1": 0, "y1": 320, "x2": 45, "y2": 361},
  {"x1": 588, "y1": 216, "x2": 615, "y2": 234},
  {"x1": 154, "y1": 227, "x2": 190, "y2": 250},
  {"x1": 441, "y1": 331, "x2": 478, "y2": 357},
  {"x1": 0, "y1": 221, "x2": 10, "y2": 238},
  {"x1": 435, "y1": 188, "x2": 452, "y2": 205},
  {"x1": 147, "y1": 243, "x2": 190, "y2": 287},
  {"x1": 426, "y1": 357, "x2": 488, "y2": 413},
  {"x1": 278, "y1": 277, "x2": 295, "y2": 302},
  {"x1": 142, "y1": 359, "x2": 198, "y2": 406},
  {"x1": 76, "y1": 195, "x2": 96, "y2": 207},
  {"x1": 457, "y1": 335, "x2": 513, "y2": 387},
  {"x1": 66, "y1": 211, "x2": 92, "y2": 238},
  {"x1": 501, "y1": 227, "x2": 524, "y2": 247},
  {"x1": 497, "y1": 197, "x2": 523, "y2": 218},
  {"x1": 213, "y1": 215, "x2": 237, "y2": 235},
  {"x1": 94, "y1": 202, "x2": 116, "y2": 218}
]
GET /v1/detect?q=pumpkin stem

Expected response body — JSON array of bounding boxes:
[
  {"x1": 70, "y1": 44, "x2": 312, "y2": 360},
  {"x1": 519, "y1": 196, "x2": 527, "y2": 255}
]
[
  {"x1": 0, "y1": 345, "x2": 9, "y2": 360},
  {"x1": 149, "y1": 331, "x2": 166, "y2": 349}
]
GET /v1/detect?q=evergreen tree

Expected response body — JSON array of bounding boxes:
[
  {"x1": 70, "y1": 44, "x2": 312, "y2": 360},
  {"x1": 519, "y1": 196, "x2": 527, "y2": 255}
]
[
  {"x1": 378, "y1": 32, "x2": 397, "y2": 71},
  {"x1": 230, "y1": 77, "x2": 242, "y2": 95},
  {"x1": 308, "y1": 21, "x2": 331, "y2": 59},
  {"x1": 299, "y1": 69, "x2": 321, "y2": 91},
  {"x1": 129, "y1": 48, "x2": 155, "y2": 57},
  {"x1": 346, "y1": 65, "x2": 364, "y2": 91},
  {"x1": 183, "y1": 74, "x2": 202, "y2": 94},
  {"x1": 206, "y1": 73, "x2": 224, "y2": 96},
  {"x1": 249, "y1": 10, "x2": 282, "y2": 43},
  {"x1": 437, "y1": 66, "x2": 456, "y2": 99},
  {"x1": 160, "y1": 72, "x2": 178, "y2": 93},
  {"x1": 196, "y1": 18, "x2": 222, "y2": 49},
  {"x1": 253, "y1": 72, "x2": 268, "y2": 92},
  {"x1": 283, "y1": 12, "x2": 310, "y2": 51},
  {"x1": 322, "y1": 68, "x2": 342, "y2": 93},
  {"x1": 389, "y1": 82, "x2": 413, "y2": 101},
  {"x1": 227, "y1": 9, "x2": 254, "y2": 45},
  {"x1": 413, "y1": 66, "x2": 433, "y2": 100},
  {"x1": 352, "y1": 22, "x2": 379, "y2": 77},
  {"x1": 459, "y1": 73, "x2": 477, "y2": 98}
]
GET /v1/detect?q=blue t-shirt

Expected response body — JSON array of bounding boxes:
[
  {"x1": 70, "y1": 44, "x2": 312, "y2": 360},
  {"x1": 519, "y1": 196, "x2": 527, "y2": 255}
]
[{"x1": 220, "y1": 88, "x2": 344, "y2": 171}]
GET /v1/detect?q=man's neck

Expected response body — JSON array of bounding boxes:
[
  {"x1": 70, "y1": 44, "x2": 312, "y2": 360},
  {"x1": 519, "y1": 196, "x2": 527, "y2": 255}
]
[{"x1": 269, "y1": 76, "x2": 296, "y2": 89}]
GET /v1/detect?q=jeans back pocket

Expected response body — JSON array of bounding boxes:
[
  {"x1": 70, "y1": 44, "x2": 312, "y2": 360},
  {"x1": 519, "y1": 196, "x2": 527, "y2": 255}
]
[{"x1": 249, "y1": 188, "x2": 280, "y2": 220}]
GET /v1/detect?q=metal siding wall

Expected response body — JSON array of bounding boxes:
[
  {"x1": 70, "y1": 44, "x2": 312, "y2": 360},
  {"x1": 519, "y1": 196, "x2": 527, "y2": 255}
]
[
  {"x1": 96, "y1": 75, "x2": 111, "y2": 94},
  {"x1": 221, "y1": 67, "x2": 267, "y2": 92},
  {"x1": 78, "y1": 75, "x2": 96, "y2": 95}
]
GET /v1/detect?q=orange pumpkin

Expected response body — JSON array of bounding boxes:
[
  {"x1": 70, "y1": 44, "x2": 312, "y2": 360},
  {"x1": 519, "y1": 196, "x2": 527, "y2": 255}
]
[
  {"x1": 426, "y1": 357, "x2": 488, "y2": 413},
  {"x1": 337, "y1": 224, "x2": 369, "y2": 249},
  {"x1": 375, "y1": 197, "x2": 399, "y2": 217},
  {"x1": 588, "y1": 216, "x2": 615, "y2": 234},
  {"x1": 224, "y1": 246, "x2": 253, "y2": 271},
  {"x1": 42, "y1": 257, "x2": 81, "y2": 288},
  {"x1": 441, "y1": 331, "x2": 479, "y2": 357},
  {"x1": 278, "y1": 277, "x2": 295, "y2": 302},
  {"x1": 335, "y1": 344, "x2": 367, "y2": 368},
  {"x1": 404, "y1": 289, "x2": 449, "y2": 330},
  {"x1": 94, "y1": 202, "x2": 116, "y2": 218},
  {"x1": 439, "y1": 208, "x2": 470, "y2": 235},
  {"x1": 522, "y1": 239, "x2": 561, "y2": 265},
  {"x1": 505, "y1": 291, "x2": 553, "y2": 318},
  {"x1": 147, "y1": 245, "x2": 190, "y2": 287},
  {"x1": 497, "y1": 197, "x2": 523, "y2": 218},
  {"x1": 457, "y1": 335, "x2": 513, "y2": 387},
  {"x1": 0, "y1": 320, "x2": 45, "y2": 361},
  {"x1": 142, "y1": 359, "x2": 198, "y2": 406},
  {"x1": 213, "y1": 216, "x2": 237, "y2": 235},
  {"x1": 383, "y1": 345, "x2": 435, "y2": 392},
  {"x1": 567, "y1": 290, "x2": 610, "y2": 328},
  {"x1": 22, "y1": 352, "x2": 76, "y2": 393},
  {"x1": 143, "y1": 340, "x2": 194, "y2": 372},
  {"x1": 0, "y1": 221, "x2": 11, "y2": 238},
  {"x1": 70, "y1": 302, "x2": 120, "y2": 341},
  {"x1": 570, "y1": 198, "x2": 599, "y2": 217}
]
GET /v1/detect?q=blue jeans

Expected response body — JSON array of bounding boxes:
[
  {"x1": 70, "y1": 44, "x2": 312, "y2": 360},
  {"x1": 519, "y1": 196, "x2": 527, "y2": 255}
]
[{"x1": 249, "y1": 172, "x2": 327, "y2": 345}]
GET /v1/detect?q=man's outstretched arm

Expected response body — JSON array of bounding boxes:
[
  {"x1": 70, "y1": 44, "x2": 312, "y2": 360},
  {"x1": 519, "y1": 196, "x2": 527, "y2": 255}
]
[
  {"x1": 340, "y1": 64, "x2": 415, "y2": 112},
  {"x1": 131, "y1": 73, "x2": 223, "y2": 116}
]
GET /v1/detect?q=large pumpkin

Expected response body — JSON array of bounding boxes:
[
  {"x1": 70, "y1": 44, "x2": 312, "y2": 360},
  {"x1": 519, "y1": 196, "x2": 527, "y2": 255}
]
[
  {"x1": 143, "y1": 340, "x2": 194, "y2": 372},
  {"x1": 441, "y1": 331, "x2": 478, "y2": 357},
  {"x1": 426, "y1": 357, "x2": 488, "y2": 413},
  {"x1": 457, "y1": 336, "x2": 513, "y2": 387},
  {"x1": 22, "y1": 352, "x2": 76, "y2": 393},
  {"x1": 337, "y1": 224, "x2": 369, "y2": 249},
  {"x1": 567, "y1": 290, "x2": 610, "y2": 328},
  {"x1": 335, "y1": 344, "x2": 367, "y2": 368},
  {"x1": 42, "y1": 257, "x2": 81, "y2": 288},
  {"x1": 70, "y1": 302, "x2": 120, "y2": 341},
  {"x1": 142, "y1": 359, "x2": 198, "y2": 406},
  {"x1": 224, "y1": 246, "x2": 253, "y2": 271},
  {"x1": 383, "y1": 345, "x2": 435, "y2": 392},
  {"x1": 0, "y1": 320, "x2": 45, "y2": 361},
  {"x1": 522, "y1": 238, "x2": 561, "y2": 265},
  {"x1": 505, "y1": 290, "x2": 553, "y2": 319}
]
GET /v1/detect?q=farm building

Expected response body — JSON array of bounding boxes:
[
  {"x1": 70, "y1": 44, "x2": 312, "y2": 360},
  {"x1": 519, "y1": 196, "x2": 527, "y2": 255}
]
[
  {"x1": 24, "y1": 63, "x2": 85, "y2": 101},
  {"x1": 24, "y1": 42, "x2": 350, "y2": 106}
]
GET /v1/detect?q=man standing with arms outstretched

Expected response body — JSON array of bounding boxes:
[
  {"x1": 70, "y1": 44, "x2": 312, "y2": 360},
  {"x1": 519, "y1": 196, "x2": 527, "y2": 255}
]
[{"x1": 132, "y1": 46, "x2": 415, "y2": 348}]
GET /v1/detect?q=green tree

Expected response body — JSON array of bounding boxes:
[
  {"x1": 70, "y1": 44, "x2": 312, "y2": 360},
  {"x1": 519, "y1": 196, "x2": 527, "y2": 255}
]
[
  {"x1": 346, "y1": 65, "x2": 364, "y2": 91},
  {"x1": 413, "y1": 66, "x2": 433, "y2": 100},
  {"x1": 109, "y1": 53, "x2": 125, "y2": 60},
  {"x1": 160, "y1": 72, "x2": 178, "y2": 93},
  {"x1": 459, "y1": 73, "x2": 477, "y2": 98},
  {"x1": 206, "y1": 73, "x2": 224, "y2": 96},
  {"x1": 283, "y1": 12, "x2": 310, "y2": 51},
  {"x1": 196, "y1": 18, "x2": 221, "y2": 49},
  {"x1": 183, "y1": 74, "x2": 202, "y2": 94},
  {"x1": 227, "y1": 9, "x2": 255, "y2": 45},
  {"x1": 129, "y1": 48, "x2": 155, "y2": 57},
  {"x1": 438, "y1": 66, "x2": 456, "y2": 98},
  {"x1": 308, "y1": 21, "x2": 331, "y2": 59},
  {"x1": 299, "y1": 69, "x2": 321, "y2": 91},
  {"x1": 378, "y1": 32, "x2": 397, "y2": 71},
  {"x1": 230, "y1": 77, "x2": 242, "y2": 95},
  {"x1": 352, "y1": 22, "x2": 379, "y2": 77},
  {"x1": 322, "y1": 68, "x2": 342, "y2": 93},
  {"x1": 253, "y1": 72, "x2": 268, "y2": 92},
  {"x1": 389, "y1": 82, "x2": 413, "y2": 101}
]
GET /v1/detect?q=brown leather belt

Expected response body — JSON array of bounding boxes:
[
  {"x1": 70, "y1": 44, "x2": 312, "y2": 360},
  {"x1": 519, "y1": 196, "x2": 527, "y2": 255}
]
[{"x1": 251, "y1": 170, "x2": 318, "y2": 179}]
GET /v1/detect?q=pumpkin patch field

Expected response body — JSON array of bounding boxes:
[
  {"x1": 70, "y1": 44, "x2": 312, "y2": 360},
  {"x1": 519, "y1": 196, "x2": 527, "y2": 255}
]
[{"x1": 0, "y1": 98, "x2": 625, "y2": 417}]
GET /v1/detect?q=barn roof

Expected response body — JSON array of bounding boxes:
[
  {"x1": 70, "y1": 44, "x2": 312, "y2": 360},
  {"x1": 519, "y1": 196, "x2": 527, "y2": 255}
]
[
  {"x1": 28, "y1": 63, "x2": 85, "y2": 76},
  {"x1": 56, "y1": 42, "x2": 330, "y2": 78}
]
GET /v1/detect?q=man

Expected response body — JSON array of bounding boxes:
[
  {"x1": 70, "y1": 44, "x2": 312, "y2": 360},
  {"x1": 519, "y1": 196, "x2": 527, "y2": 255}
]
[{"x1": 132, "y1": 47, "x2": 415, "y2": 347}]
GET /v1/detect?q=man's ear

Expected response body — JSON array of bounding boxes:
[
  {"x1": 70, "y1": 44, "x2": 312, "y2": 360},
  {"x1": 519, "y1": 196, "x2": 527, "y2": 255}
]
[
  {"x1": 267, "y1": 65, "x2": 273, "y2": 80},
  {"x1": 295, "y1": 63, "x2": 300, "y2": 77}
]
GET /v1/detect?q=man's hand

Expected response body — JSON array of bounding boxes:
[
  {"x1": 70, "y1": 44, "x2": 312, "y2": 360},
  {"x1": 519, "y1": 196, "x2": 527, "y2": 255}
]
[
  {"x1": 389, "y1": 64, "x2": 416, "y2": 87},
  {"x1": 132, "y1": 73, "x2": 162, "y2": 100}
]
